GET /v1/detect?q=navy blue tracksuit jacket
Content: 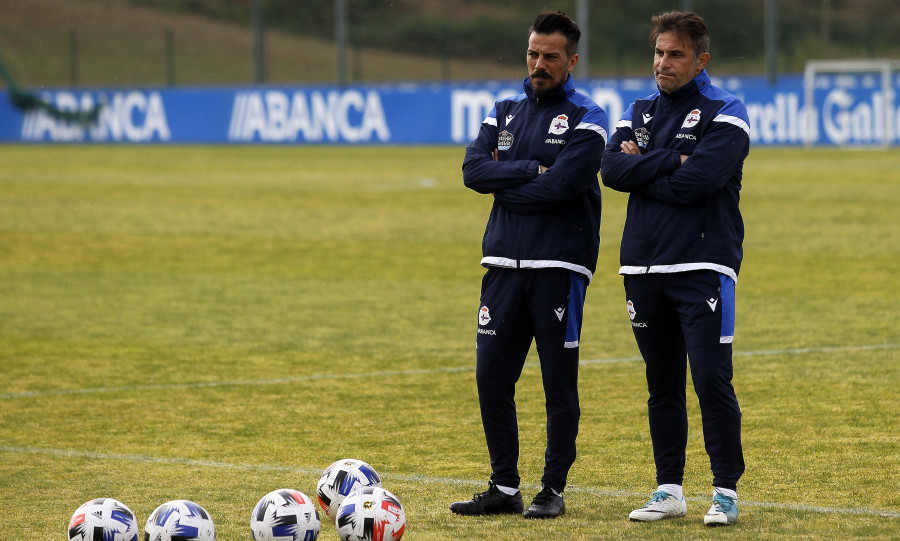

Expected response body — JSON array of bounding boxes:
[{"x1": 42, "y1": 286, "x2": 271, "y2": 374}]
[
  {"x1": 601, "y1": 69, "x2": 749, "y2": 282},
  {"x1": 463, "y1": 75, "x2": 609, "y2": 282}
]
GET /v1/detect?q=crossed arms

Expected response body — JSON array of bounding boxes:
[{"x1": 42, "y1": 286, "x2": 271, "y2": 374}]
[
  {"x1": 463, "y1": 125, "x2": 604, "y2": 214},
  {"x1": 601, "y1": 117, "x2": 749, "y2": 205}
]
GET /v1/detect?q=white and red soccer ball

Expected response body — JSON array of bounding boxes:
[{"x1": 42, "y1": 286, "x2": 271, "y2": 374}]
[
  {"x1": 250, "y1": 489, "x2": 321, "y2": 541},
  {"x1": 335, "y1": 486, "x2": 406, "y2": 541},
  {"x1": 68, "y1": 498, "x2": 140, "y2": 541}
]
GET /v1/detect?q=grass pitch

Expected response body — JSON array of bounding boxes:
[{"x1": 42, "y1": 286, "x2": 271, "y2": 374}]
[{"x1": 0, "y1": 145, "x2": 897, "y2": 540}]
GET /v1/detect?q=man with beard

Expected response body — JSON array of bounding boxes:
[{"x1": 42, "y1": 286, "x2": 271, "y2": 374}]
[{"x1": 450, "y1": 10, "x2": 608, "y2": 520}]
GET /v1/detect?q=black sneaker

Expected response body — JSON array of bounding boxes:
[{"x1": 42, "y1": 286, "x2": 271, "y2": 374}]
[
  {"x1": 523, "y1": 485, "x2": 566, "y2": 519},
  {"x1": 450, "y1": 482, "x2": 524, "y2": 515}
]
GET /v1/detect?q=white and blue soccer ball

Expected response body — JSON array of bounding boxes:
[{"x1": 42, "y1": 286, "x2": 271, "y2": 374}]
[
  {"x1": 67, "y1": 498, "x2": 140, "y2": 541},
  {"x1": 144, "y1": 500, "x2": 215, "y2": 541},
  {"x1": 250, "y1": 489, "x2": 321, "y2": 541},
  {"x1": 335, "y1": 486, "x2": 406, "y2": 541},
  {"x1": 316, "y1": 459, "x2": 382, "y2": 520}
]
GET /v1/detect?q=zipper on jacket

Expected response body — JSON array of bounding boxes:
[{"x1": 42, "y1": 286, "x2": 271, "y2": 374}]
[{"x1": 514, "y1": 95, "x2": 543, "y2": 268}]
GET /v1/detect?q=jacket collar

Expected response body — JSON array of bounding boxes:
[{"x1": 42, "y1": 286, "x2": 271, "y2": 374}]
[
  {"x1": 523, "y1": 74, "x2": 576, "y2": 104},
  {"x1": 659, "y1": 68, "x2": 710, "y2": 101}
]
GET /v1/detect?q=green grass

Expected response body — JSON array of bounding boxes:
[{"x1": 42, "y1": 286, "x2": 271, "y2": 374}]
[{"x1": 0, "y1": 145, "x2": 898, "y2": 540}]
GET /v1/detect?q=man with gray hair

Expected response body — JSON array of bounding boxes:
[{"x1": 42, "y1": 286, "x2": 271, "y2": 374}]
[{"x1": 601, "y1": 10, "x2": 749, "y2": 526}]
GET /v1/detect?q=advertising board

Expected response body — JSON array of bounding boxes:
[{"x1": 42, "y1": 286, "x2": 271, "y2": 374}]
[{"x1": 2, "y1": 73, "x2": 896, "y2": 146}]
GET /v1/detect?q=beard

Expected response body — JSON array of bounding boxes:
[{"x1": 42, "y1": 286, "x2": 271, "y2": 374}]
[{"x1": 530, "y1": 70, "x2": 562, "y2": 100}]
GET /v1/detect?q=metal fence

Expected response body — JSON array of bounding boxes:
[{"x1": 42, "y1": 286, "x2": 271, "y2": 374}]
[{"x1": 0, "y1": 0, "x2": 897, "y2": 87}]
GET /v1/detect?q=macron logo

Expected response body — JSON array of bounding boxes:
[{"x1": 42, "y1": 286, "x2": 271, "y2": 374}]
[
  {"x1": 506, "y1": 115, "x2": 515, "y2": 125},
  {"x1": 706, "y1": 298, "x2": 718, "y2": 312},
  {"x1": 642, "y1": 113, "x2": 653, "y2": 123}
]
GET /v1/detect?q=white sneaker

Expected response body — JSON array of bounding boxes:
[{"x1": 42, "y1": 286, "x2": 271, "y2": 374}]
[
  {"x1": 704, "y1": 492, "x2": 738, "y2": 526},
  {"x1": 628, "y1": 491, "x2": 687, "y2": 522}
]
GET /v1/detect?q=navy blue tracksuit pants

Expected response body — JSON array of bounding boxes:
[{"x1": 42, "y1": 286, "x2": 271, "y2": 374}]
[
  {"x1": 475, "y1": 267, "x2": 587, "y2": 493},
  {"x1": 624, "y1": 270, "x2": 744, "y2": 490}
]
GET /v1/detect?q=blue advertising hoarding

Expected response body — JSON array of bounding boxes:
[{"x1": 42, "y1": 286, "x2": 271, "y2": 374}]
[{"x1": 1, "y1": 72, "x2": 897, "y2": 146}]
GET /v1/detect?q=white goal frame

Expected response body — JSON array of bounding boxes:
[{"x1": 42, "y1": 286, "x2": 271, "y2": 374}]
[{"x1": 803, "y1": 59, "x2": 900, "y2": 148}]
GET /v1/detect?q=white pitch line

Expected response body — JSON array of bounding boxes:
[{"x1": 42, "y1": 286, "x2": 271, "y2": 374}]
[
  {"x1": 0, "y1": 366, "x2": 475, "y2": 400},
  {"x1": 1, "y1": 445, "x2": 897, "y2": 519},
  {"x1": 1, "y1": 343, "x2": 897, "y2": 400}
]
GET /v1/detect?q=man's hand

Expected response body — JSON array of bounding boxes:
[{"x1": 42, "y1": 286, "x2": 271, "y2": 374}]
[
  {"x1": 620, "y1": 140, "x2": 642, "y2": 155},
  {"x1": 492, "y1": 149, "x2": 498, "y2": 161},
  {"x1": 621, "y1": 140, "x2": 689, "y2": 164}
]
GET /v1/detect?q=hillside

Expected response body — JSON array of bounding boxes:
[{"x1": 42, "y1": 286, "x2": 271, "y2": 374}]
[
  {"x1": 2, "y1": 0, "x2": 897, "y2": 88},
  {"x1": 0, "y1": 0, "x2": 524, "y2": 87}
]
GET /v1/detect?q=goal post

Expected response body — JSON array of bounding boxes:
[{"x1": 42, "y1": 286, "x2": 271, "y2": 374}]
[{"x1": 803, "y1": 59, "x2": 900, "y2": 148}]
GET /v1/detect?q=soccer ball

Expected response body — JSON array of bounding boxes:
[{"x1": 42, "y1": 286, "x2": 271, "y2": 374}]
[
  {"x1": 144, "y1": 500, "x2": 215, "y2": 541},
  {"x1": 316, "y1": 459, "x2": 382, "y2": 520},
  {"x1": 335, "y1": 487, "x2": 406, "y2": 541},
  {"x1": 250, "y1": 489, "x2": 321, "y2": 541},
  {"x1": 68, "y1": 498, "x2": 139, "y2": 541}
]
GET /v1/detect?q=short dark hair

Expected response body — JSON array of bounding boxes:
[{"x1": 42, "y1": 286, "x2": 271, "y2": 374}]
[
  {"x1": 650, "y1": 11, "x2": 710, "y2": 59},
  {"x1": 529, "y1": 11, "x2": 580, "y2": 57}
]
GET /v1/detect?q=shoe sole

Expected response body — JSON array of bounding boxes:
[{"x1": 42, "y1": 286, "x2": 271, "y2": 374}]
[
  {"x1": 628, "y1": 512, "x2": 686, "y2": 522},
  {"x1": 523, "y1": 509, "x2": 565, "y2": 519},
  {"x1": 450, "y1": 507, "x2": 524, "y2": 516},
  {"x1": 704, "y1": 517, "x2": 737, "y2": 526}
]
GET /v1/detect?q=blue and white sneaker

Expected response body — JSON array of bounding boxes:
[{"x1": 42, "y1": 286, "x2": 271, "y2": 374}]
[
  {"x1": 628, "y1": 491, "x2": 687, "y2": 522},
  {"x1": 704, "y1": 492, "x2": 738, "y2": 526}
]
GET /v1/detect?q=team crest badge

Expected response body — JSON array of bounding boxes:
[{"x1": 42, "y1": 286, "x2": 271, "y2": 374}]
[
  {"x1": 478, "y1": 306, "x2": 492, "y2": 326},
  {"x1": 626, "y1": 300, "x2": 636, "y2": 320},
  {"x1": 635, "y1": 127, "x2": 650, "y2": 149},
  {"x1": 682, "y1": 108, "x2": 701, "y2": 129},
  {"x1": 497, "y1": 130, "x2": 514, "y2": 151},
  {"x1": 548, "y1": 114, "x2": 569, "y2": 135}
]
